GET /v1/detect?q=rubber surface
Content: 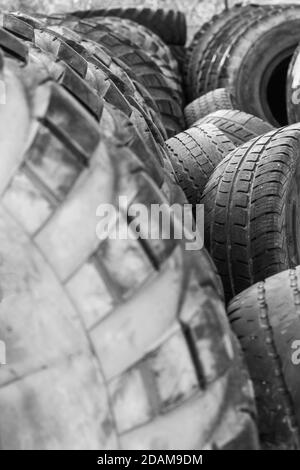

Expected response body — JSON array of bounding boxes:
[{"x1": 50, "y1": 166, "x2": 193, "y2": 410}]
[
  {"x1": 184, "y1": 88, "x2": 236, "y2": 128},
  {"x1": 0, "y1": 15, "x2": 258, "y2": 450},
  {"x1": 185, "y1": 4, "x2": 300, "y2": 126},
  {"x1": 228, "y1": 268, "x2": 300, "y2": 449},
  {"x1": 201, "y1": 124, "x2": 300, "y2": 302},
  {"x1": 195, "y1": 109, "x2": 274, "y2": 146},
  {"x1": 166, "y1": 124, "x2": 235, "y2": 206},
  {"x1": 54, "y1": 7, "x2": 187, "y2": 45}
]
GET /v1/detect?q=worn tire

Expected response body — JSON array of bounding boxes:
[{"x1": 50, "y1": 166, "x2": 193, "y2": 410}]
[
  {"x1": 184, "y1": 88, "x2": 236, "y2": 128},
  {"x1": 81, "y1": 16, "x2": 183, "y2": 106},
  {"x1": 201, "y1": 125, "x2": 300, "y2": 302},
  {"x1": 186, "y1": 4, "x2": 300, "y2": 126},
  {"x1": 195, "y1": 110, "x2": 274, "y2": 146},
  {"x1": 56, "y1": 7, "x2": 187, "y2": 46},
  {"x1": 52, "y1": 18, "x2": 184, "y2": 137},
  {"x1": 228, "y1": 268, "x2": 300, "y2": 449},
  {"x1": 6, "y1": 12, "x2": 169, "y2": 184},
  {"x1": 185, "y1": 4, "x2": 268, "y2": 100},
  {"x1": 166, "y1": 124, "x2": 235, "y2": 206},
  {"x1": 0, "y1": 42, "x2": 258, "y2": 450}
]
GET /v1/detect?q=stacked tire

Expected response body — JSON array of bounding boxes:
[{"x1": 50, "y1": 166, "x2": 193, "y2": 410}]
[
  {"x1": 183, "y1": 2, "x2": 300, "y2": 450},
  {"x1": 0, "y1": 10, "x2": 259, "y2": 451}
]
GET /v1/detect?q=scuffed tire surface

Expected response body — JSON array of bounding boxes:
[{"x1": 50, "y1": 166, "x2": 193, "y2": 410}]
[{"x1": 228, "y1": 268, "x2": 300, "y2": 449}]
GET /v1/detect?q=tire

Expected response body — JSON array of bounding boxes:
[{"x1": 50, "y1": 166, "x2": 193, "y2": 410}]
[
  {"x1": 48, "y1": 18, "x2": 184, "y2": 137},
  {"x1": 185, "y1": 4, "x2": 267, "y2": 100},
  {"x1": 0, "y1": 46, "x2": 258, "y2": 450},
  {"x1": 228, "y1": 268, "x2": 300, "y2": 449},
  {"x1": 186, "y1": 4, "x2": 300, "y2": 126},
  {"x1": 166, "y1": 124, "x2": 235, "y2": 206},
  {"x1": 6, "y1": 12, "x2": 169, "y2": 184},
  {"x1": 55, "y1": 7, "x2": 187, "y2": 46},
  {"x1": 77, "y1": 16, "x2": 178, "y2": 73},
  {"x1": 195, "y1": 109, "x2": 274, "y2": 146},
  {"x1": 184, "y1": 88, "x2": 236, "y2": 128},
  {"x1": 287, "y1": 43, "x2": 300, "y2": 124},
  {"x1": 201, "y1": 124, "x2": 300, "y2": 303},
  {"x1": 14, "y1": 12, "x2": 169, "y2": 141},
  {"x1": 81, "y1": 16, "x2": 183, "y2": 106}
]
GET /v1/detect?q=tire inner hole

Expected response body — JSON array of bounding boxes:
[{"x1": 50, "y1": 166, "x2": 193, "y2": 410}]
[{"x1": 266, "y1": 54, "x2": 293, "y2": 126}]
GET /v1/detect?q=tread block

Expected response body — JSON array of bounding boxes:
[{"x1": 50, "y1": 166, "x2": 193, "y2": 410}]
[
  {"x1": 109, "y1": 329, "x2": 198, "y2": 434},
  {"x1": 95, "y1": 212, "x2": 154, "y2": 299},
  {"x1": 66, "y1": 258, "x2": 115, "y2": 330},
  {"x1": 60, "y1": 66, "x2": 104, "y2": 119},
  {"x1": 89, "y1": 247, "x2": 183, "y2": 380},
  {"x1": 3, "y1": 14, "x2": 34, "y2": 41},
  {"x1": 41, "y1": 82, "x2": 100, "y2": 161},
  {"x1": 57, "y1": 40, "x2": 88, "y2": 78},
  {"x1": 0, "y1": 27, "x2": 28, "y2": 61},
  {"x1": 2, "y1": 169, "x2": 55, "y2": 235},
  {"x1": 127, "y1": 173, "x2": 178, "y2": 268},
  {"x1": 25, "y1": 123, "x2": 84, "y2": 201}
]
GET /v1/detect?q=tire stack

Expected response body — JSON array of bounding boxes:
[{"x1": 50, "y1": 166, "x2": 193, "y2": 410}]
[
  {"x1": 0, "y1": 9, "x2": 259, "y2": 450},
  {"x1": 182, "y1": 2, "x2": 300, "y2": 450},
  {"x1": 3, "y1": 2, "x2": 300, "y2": 451}
]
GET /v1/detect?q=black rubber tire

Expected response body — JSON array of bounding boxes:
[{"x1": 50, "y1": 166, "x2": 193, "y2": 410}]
[
  {"x1": 51, "y1": 18, "x2": 185, "y2": 137},
  {"x1": 166, "y1": 124, "x2": 235, "y2": 206},
  {"x1": 228, "y1": 267, "x2": 300, "y2": 449},
  {"x1": 287, "y1": 42, "x2": 300, "y2": 124},
  {"x1": 201, "y1": 124, "x2": 300, "y2": 303},
  {"x1": 76, "y1": 16, "x2": 178, "y2": 72},
  {"x1": 184, "y1": 88, "x2": 236, "y2": 128},
  {"x1": 0, "y1": 36, "x2": 258, "y2": 449},
  {"x1": 82, "y1": 16, "x2": 183, "y2": 106},
  {"x1": 185, "y1": 4, "x2": 268, "y2": 100},
  {"x1": 55, "y1": 7, "x2": 187, "y2": 46},
  {"x1": 195, "y1": 109, "x2": 274, "y2": 146},
  {"x1": 7, "y1": 12, "x2": 169, "y2": 184},
  {"x1": 186, "y1": 4, "x2": 300, "y2": 126},
  {"x1": 15, "y1": 12, "x2": 170, "y2": 143}
]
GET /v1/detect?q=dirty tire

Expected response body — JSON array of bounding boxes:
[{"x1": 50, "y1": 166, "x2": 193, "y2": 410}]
[
  {"x1": 77, "y1": 16, "x2": 178, "y2": 72},
  {"x1": 83, "y1": 16, "x2": 183, "y2": 105},
  {"x1": 186, "y1": 4, "x2": 300, "y2": 126},
  {"x1": 185, "y1": 4, "x2": 270, "y2": 100},
  {"x1": 184, "y1": 88, "x2": 236, "y2": 127},
  {"x1": 228, "y1": 268, "x2": 300, "y2": 449},
  {"x1": 0, "y1": 36, "x2": 258, "y2": 449},
  {"x1": 166, "y1": 124, "x2": 235, "y2": 205},
  {"x1": 60, "y1": 7, "x2": 187, "y2": 45},
  {"x1": 201, "y1": 125, "x2": 300, "y2": 303},
  {"x1": 6, "y1": 11, "x2": 169, "y2": 184},
  {"x1": 54, "y1": 19, "x2": 185, "y2": 137},
  {"x1": 195, "y1": 110, "x2": 274, "y2": 146}
]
